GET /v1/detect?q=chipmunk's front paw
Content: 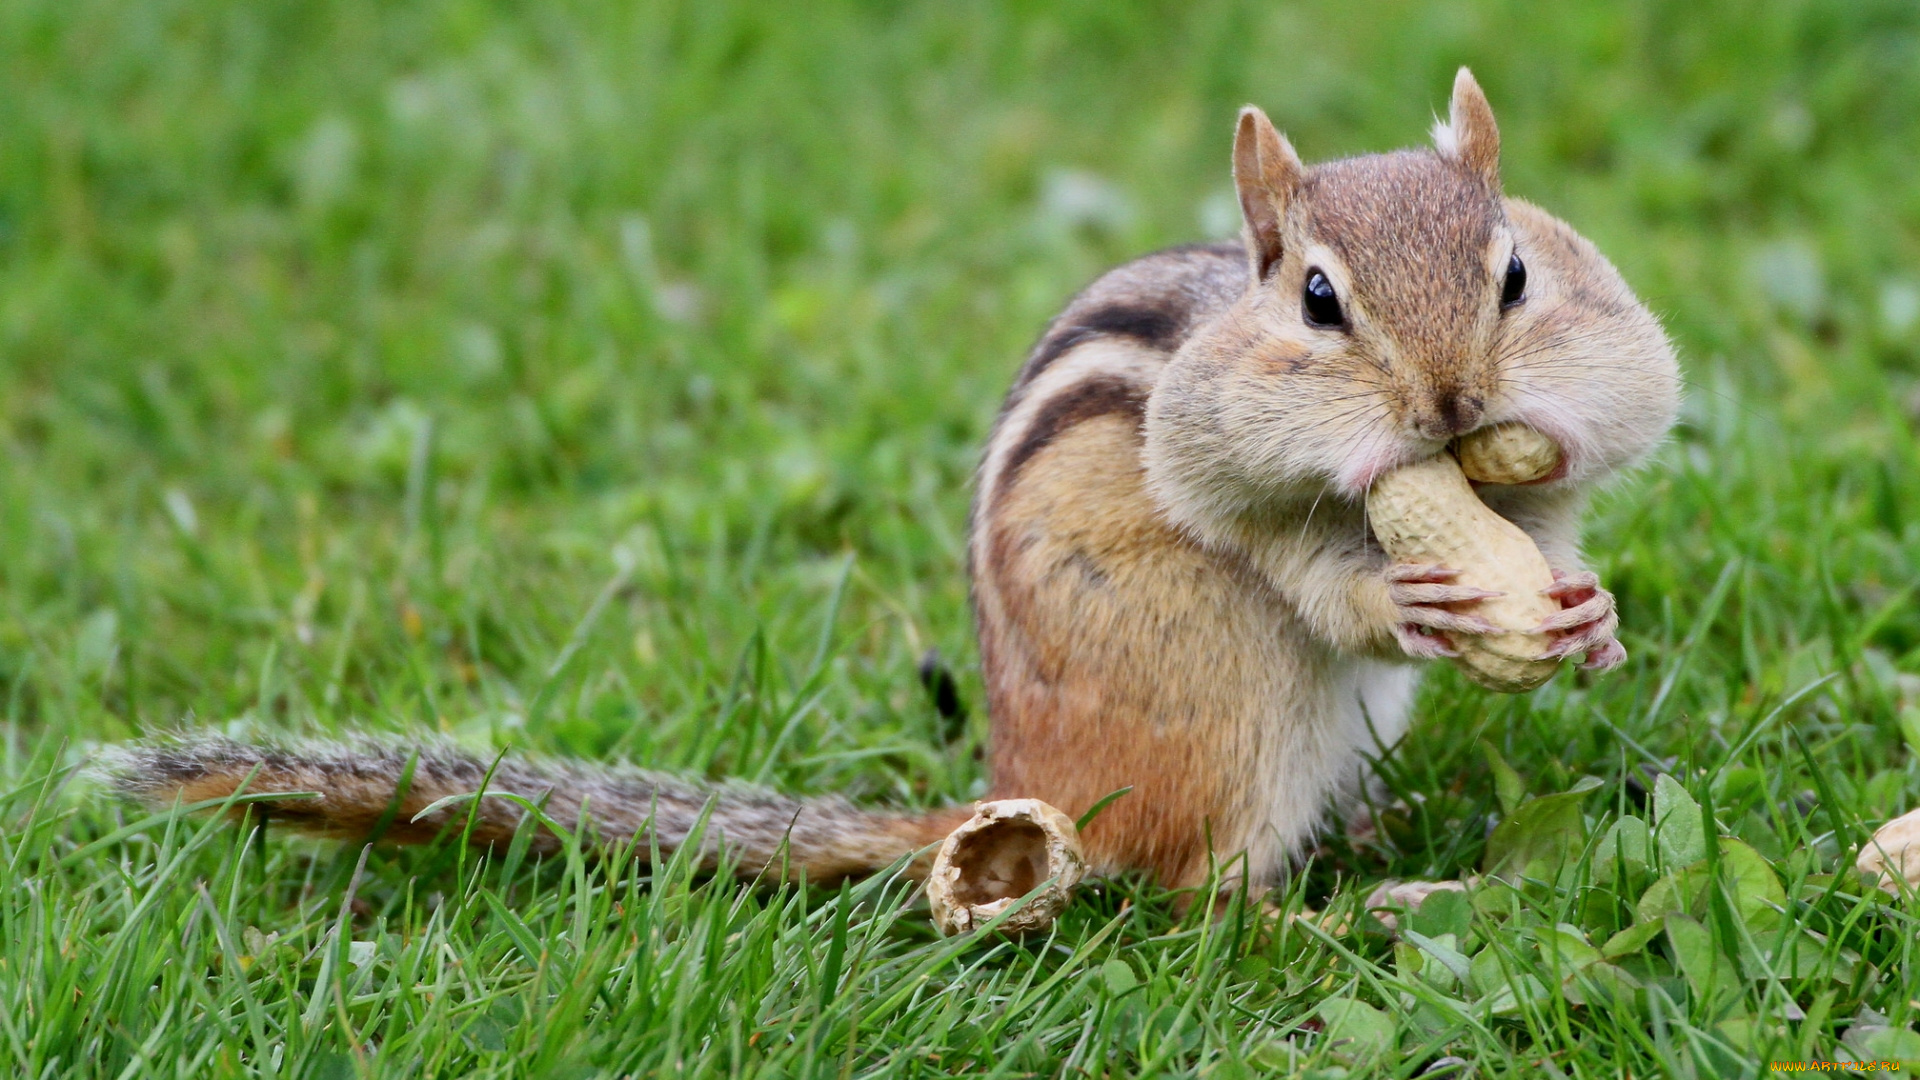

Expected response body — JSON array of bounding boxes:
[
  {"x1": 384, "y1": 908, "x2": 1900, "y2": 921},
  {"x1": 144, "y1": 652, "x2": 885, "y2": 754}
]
[
  {"x1": 1385, "y1": 563, "x2": 1500, "y2": 661},
  {"x1": 1536, "y1": 569, "x2": 1624, "y2": 670}
]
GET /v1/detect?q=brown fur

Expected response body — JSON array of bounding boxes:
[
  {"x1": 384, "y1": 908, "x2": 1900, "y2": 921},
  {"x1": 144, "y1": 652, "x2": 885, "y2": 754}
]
[
  {"x1": 979, "y1": 411, "x2": 1327, "y2": 884},
  {"x1": 996, "y1": 376, "x2": 1149, "y2": 499}
]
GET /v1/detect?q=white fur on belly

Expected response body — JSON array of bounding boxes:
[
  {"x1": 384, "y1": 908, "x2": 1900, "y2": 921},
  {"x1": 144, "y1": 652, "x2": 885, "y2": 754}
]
[{"x1": 1243, "y1": 658, "x2": 1421, "y2": 885}]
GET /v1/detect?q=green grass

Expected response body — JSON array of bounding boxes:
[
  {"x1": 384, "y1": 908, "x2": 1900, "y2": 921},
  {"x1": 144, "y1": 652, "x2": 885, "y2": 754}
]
[{"x1": 6, "y1": 0, "x2": 1920, "y2": 1075}]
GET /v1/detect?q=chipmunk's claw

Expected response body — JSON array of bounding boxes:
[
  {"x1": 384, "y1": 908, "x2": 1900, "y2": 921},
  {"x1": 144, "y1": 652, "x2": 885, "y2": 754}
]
[
  {"x1": 1535, "y1": 569, "x2": 1622, "y2": 668},
  {"x1": 1577, "y1": 638, "x2": 1627, "y2": 671},
  {"x1": 1386, "y1": 564, "x2": 1497, "y2": 659},
  {"x1": 1393, "y1": 624, "x2": 1458, "y2": 659}
]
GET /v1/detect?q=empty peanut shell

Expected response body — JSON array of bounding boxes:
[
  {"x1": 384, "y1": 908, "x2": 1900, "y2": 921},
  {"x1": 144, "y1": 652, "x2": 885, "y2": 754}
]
[
  {"x1": 926, "y1": 798, "x2": 1086, "y2": 935},
  {"x1": 1858, "y1": 806, "x2": 1920, "y2": 893}
]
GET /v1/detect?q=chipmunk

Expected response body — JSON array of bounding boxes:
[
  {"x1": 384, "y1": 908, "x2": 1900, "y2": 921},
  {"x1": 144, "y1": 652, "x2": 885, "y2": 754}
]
[{"x1": 101, "y1": 70, "x2": 1676, "y2": 896}]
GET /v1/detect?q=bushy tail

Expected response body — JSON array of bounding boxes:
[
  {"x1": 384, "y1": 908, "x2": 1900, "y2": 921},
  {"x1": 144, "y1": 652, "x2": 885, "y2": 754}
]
[{"x1": 96, "y1": 736, "x2": 969, "y2": 881}]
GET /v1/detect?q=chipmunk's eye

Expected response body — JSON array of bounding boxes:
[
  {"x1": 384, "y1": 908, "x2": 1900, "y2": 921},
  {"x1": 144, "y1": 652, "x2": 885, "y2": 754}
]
[
  {"x1": 1501, "y1": 253, "x2": 1527, "y2": 307},
  {"x1": 1303, "y1": 269, "x2": 1344, "y2": 327}
]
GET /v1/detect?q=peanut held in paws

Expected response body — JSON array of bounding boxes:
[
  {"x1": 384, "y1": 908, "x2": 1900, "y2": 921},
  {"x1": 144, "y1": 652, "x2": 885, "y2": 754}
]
[
  {"x1": 1368, "y1": 428, "x2": 1562, "y2": 692},
  {"x1": 926, "y1": 799, "x2": 1086, "y2": 935}
]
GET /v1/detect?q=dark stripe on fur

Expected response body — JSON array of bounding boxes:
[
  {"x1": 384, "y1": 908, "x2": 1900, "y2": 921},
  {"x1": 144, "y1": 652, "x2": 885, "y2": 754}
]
[
  {"x1": 997, "y1": 376, "x2": 1148, "y2": 497},
  {"x1": 1019, "y1": 303, "x2": 1185, "y2": 387},
  {"x1": 1010, "y1": 243, "x2": 1241, "y2": 391}
]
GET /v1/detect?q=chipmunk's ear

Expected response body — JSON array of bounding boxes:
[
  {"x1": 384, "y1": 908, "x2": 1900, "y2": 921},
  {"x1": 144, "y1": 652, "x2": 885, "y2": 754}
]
[
  {"x1": 1432, "y1": 67, "x2": 1500, "y2": 187},
  {"x1": 1232, "y1": 106, "x2": 1302, "y2": 280}
]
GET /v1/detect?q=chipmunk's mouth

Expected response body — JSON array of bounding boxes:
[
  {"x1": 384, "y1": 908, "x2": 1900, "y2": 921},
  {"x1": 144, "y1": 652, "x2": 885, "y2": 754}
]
[
  {"x1": 1341, "y1": 421, "x2": 1573, "y2": 496},
  {"x1": 1339, "y1": 439, "x2": 1446, "y2": 497}
]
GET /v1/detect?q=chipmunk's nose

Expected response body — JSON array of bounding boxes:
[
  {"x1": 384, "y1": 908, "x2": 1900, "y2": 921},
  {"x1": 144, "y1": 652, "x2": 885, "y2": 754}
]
[{"x1": 1412, "y1": 388, "x2": 1484, "y2": 440}]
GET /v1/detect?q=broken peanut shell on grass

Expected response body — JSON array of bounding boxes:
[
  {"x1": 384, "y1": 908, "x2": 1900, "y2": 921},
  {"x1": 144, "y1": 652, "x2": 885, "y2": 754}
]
[
  {"x1": 1455, "y1": 422, "x2": 1562, "y2": 485},
  {"x1": 1362, "y1": 877, "x2": 1473, "y2": 934},
  {"x1": 926, "y1": 798, "x2": 1086, "y2": 935},
  {"x1": 1368, "y1": 448, "x2": 1562, "y2": 693},
  {"x1": 1857, "y1": 806, "x2": 1920, "y2": 893}
]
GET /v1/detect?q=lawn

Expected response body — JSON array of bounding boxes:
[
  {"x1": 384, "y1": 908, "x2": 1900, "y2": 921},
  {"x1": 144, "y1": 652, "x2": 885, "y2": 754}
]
[{"x1": 5, "y1": 0, "x2": 1920, "y2": 1075}]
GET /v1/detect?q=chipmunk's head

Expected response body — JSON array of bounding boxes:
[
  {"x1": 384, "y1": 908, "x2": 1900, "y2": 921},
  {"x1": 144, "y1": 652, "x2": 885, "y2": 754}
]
[{"x1": 1145, "y1": 69, "x2": 1677, "y2": 534}]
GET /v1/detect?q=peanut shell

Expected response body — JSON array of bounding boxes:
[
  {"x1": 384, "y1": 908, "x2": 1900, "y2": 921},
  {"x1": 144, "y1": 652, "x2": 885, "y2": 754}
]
[
  {"x1": 1367, "y1": 453, "x2": 1561, "y2": 692},
  {"x1": 1858, "y1": 806, "x2": 1920, "y2": 894},
  {"x1": 1455, "y1": 423, "x2": 1562, "y2": 485},
  {"x1": 926, "y1": 799, "x2": 1085, "y2": 935}
]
